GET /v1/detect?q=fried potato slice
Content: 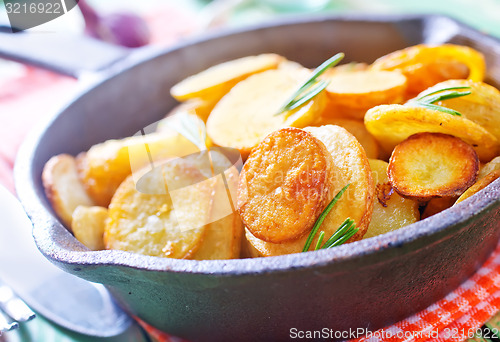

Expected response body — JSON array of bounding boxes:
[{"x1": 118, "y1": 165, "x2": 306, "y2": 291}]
[
  {"x1": 240, "y1": 229, "x2": 262, "y2": 258},
  {"x1": 419, "y1": 79, "x2": 500, "y2": 142},
  {"x1": 421, "y1": 197, "x2": 458, "y2": 220},
  {"x1": 322, "y1": 70, "x2": 407, "y2": 120},
  {"x1": 191, "y1": 213, "x2": 243, "y2": 260},
  {"x1": 306, "y1": 126, "x2": 375, "y2": 238},
  {"x1": 313, "y1": 118, "x2": 380, "y2": 159},
  {"x1": 42, "y1": 154, "x2": 95, "y2": 229},
  {"x1": 156, "y1": 103, "x2": 192, "y2": 133},
  {"x1": 238, "y1": 128, "x2": 334, "y2": 244},
  {"x1": 170, "y1": 53, "x2": 284, "y2": 102},
  {"x1": 455, "y1": 169, "x2": 500, "y2": 204},
  {"x1": 479, "y1": 156, "x2": 500, "y2": 180},
  {"x1": 388, "y1": 133, "x2": 479, "y2": 201},
  {"x1": 245, "y1": 125, "x2": 374, "y2": 256},
  {"x1": 277, "y1": 60, "x2": 307, "y2": 72},
  {"x1": 157, "y1": 100, "x2": 217, "y2": 128},
  {"x1": 363, "y1": 159, "x2": 419, "y2": 239},
  {"x1": 371, "y1": 44, "x2": 485, "y2": 96},
  {"x1": 321, "y1": 62, "x2": 369, "y2": 77},
  {"x1": 105, "y1": 159, "x2": 213, "y2": 259},
  {"x1": 77, "y1": 132, "x2": 199, "y2": 207},
  {"x1": 364, "y1": 104, "x2": 500, "y2": 162},
  {"x1": 71, "y1": 206, "x2": 107, "y2": 250},
  {"x1": 188, "y1": 149, "x2": 243, "y2": 260},
  {"x1": 206, "y1": 68, "x2": 326, "y2": 159}
]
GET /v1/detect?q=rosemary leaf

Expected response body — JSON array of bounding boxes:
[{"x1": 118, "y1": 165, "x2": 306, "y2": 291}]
[
  {"x1": 321, "y1": 218, "x2": 355, "y2": 249},
  {"x1": 300, "y1": 52, "x2": 344, "y2": 92},
  {"x1": 326, "y1": 223, "x2": 359, "y2": 248},
  {"x1": 415, "y1": 86, "x2": 471, "y2": 101},
  {"x1": 276, "y1": 52, "x2": 344, "y2": 115},
  {"x1": 302, "y1": 183, "x2": 350, "y2": 252},
  {"x1": 413, "y1": 102, "x2": 463, "y2": 116},
  {"x1": 314, "y1": 231, "x2": 325, "y2": 251},
  {"x1": 282, "y1": 80, "x2": 330, "y2": 112},
  {"x1": 417, "y1": 90, "x2": 471, "y2": 105},
  {"x1": 410, "y1": 85, "x2": 472, "y2": 117}
]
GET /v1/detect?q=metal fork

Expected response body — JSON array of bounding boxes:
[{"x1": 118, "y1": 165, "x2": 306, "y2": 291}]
[{"x1": 0, "y1": 282, "x2": 36, "y2": 333}]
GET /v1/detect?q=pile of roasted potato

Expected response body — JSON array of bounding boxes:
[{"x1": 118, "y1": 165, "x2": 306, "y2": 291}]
[{"x1": 42, "y1": 43, "x2": 500, "y2": 259}]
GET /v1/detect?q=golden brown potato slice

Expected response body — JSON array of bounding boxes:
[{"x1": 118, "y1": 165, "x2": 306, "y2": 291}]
[
  {"x1": 306, "y1": 125, "x2": 375, "y2": 239},
  {"x1": 240, "y1": 230, "x2": 262, "y2": 258},
  {"x1": 322, "y1": 70, "x2": 407, "y2": 120},
  {"x1": 388, "y1": 61, "x2": 469, "y2": 99},
  {"x1": 421, "y1": 197, "x2": 458, "y2": 220},
  {"x1": 364, "y1": 104, "x2": 500, "y2": 162},
  {"x1": 188, "y1": 149, "x2": 243, "y2": 260},
  {"x1": 42, "y1": 154, "x2": 95, "y2": 229},
  {"x1": 155, "y1": 105, "x2": 214, "y2": 149},
  {"x1": 71, "y1": 206, "x2": 107, "y2": 250},
  {"x1": 206, "y1": 68, "x2": 326, "y2": 159},
  {"x1": 363, "y1": 159, "x2": 419, "y2": 239},
  {"x1": 455, "y1": 169, "x2": 500, "y2": 204},
  {"x1": 170, "y1": 53, "x2": 284, "y2": 103},
  {"x1": 371, "y1": 44, "x2": 485, "y2": 96},
  {"x1": 156, "y1": 103, "x2": 192, "y2": 133},
  {"x1": 313, "y1": 118, "x2": 379, "y2": 159},
  {"x1": 238, "y1": 128, "x2": 334, "y2": 244},
  {"x1": 418, "y1": 79, "x2": 500, "y2": 143},
  {"x1": 388, "y1": 133, "x2": 479, "y2": 201},
  {"x1": 157, "y1": 100, "x2": 217, "y2": 127},
  {"x1": 479, "y1": 156, "x2": 500, "y2": 180},
  {"x1": 244, "y1": 227, "x2": 295, "y2": 257},
  {"x1": 277, "y1": 60, "x2": 307, "y2": 73},
  {"x1": 105, "y1": 159, "x2": 214, "y2": 259},
  {"x1": 245, "y1": 125, "x2": 374, "y2": 256},
  {"x1": 77, "y1": 132, "x2": 199, "y2": 207},
  {"x1": 191, "y1": 214, "x2": 243, "y2": 260},
  {"x1": 321, "y1": 62, "x2": 369, "y2": 77}
]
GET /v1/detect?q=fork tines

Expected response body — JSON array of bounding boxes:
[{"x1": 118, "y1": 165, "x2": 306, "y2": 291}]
[
  {"x1": 0, "y1": 284, "x2": 36, "y2": 333},
  {"x1": 0, "y1": 310, "x2": 18, "y2": 332}
]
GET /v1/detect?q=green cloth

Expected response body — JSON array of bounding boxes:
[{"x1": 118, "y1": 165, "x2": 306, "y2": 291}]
[
  {"x1": 223, "y1": 0, "x2": 500, "y2": 38},
  {"x1": 2, "y1": 314, "x2": 148, "y2": 342}
]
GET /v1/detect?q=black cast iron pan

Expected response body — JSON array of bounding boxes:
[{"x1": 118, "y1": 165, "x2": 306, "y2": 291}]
[{"x1": 2, "y1": 14, "x2": 500, "y2": 341}]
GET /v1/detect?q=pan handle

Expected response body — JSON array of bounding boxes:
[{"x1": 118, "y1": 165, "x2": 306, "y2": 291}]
[{"x1": 0, "y1": 27, "x2": 130, "y2": 78}]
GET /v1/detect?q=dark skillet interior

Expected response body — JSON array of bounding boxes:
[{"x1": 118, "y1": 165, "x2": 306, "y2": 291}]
[{"x1": 14, "y1": 14, "x2": 500, "y2": 340}]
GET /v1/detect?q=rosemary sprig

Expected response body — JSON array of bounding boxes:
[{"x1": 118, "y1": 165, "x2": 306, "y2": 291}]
[
  {"x1": 275, "y1": 52, "x2": 345, "y2": 115},
  {"x1": 320, "y1": 218, "x2": 357, "y2": 249},
  {"x1": 410, "y1": 86, "x2": 471, "y2": 116},
  {"x1": 284, "y1": 80, "x2": 330, "y2": 112},
  {"x1": 415, "y1": 86, "x2": 471, "y2": 102},
  {"x1": 302, "y1": 184, "x2": 357, "y2": 252},
  {"x1": 314, "y1": 231, "x2": 325, "y2": 251}
]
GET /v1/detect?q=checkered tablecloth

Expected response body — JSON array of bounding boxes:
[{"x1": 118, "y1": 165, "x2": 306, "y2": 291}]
[
  {"x1": 137, "y1": 243, "x2": 500, "y2": 342},
  {"x1": 354, "y1": 243, "x2": 500, "y2": 342}
]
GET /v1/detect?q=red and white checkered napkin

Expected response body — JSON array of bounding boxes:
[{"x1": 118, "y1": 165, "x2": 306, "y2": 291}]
[
  {"x1": 137, "y1": 241, "x2": 500, "y2": 342},
  {"x1": 353, "y1": 241, "x2": 500, "y2": 342}
]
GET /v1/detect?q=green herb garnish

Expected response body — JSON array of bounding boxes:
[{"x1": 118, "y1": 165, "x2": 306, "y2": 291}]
[
  {"x1": 410, "y1": 86, "x2": 471, "y2": 116},
  {"x1": 302, "y1": 184, "x2": 358, "y2": 252},
  {"x1": 314, "y1": 231, "x2": 325, "y2": 251},
  {"x1": 275, "y1": 52, "x2": 345, "y2": 115}
]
